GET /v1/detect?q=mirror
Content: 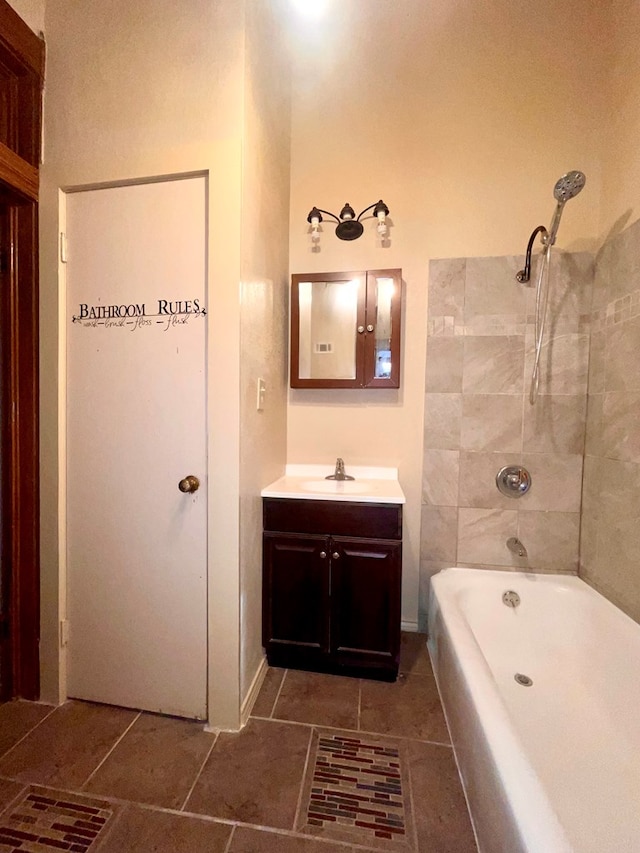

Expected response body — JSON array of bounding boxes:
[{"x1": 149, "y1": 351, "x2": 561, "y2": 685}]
[
  {"x1": 372, "y1": 276, "x2": 394, "y2": 379},
  {"x1": 297, "y1": 277, "x2": 361, "y2": 380}
]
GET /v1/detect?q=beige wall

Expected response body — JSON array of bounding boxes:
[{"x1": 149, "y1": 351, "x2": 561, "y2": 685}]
[
  {"x1": 287, "y1": 0, "x2": 605, "y2": 626},
  {"x1": 6, "y1": 0, "x2": 43, "y2": 33},
  {"x1": 599, "y1": 0, "x2": 640, "y2": 238},
  {"x1": 239, "y1": 0, "x2": 290, "y2": 703},
  {"x1": 39, "y1": 0, "x2": 289, "y2": 727}
]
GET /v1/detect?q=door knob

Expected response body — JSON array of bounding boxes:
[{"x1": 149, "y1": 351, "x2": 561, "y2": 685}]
[{"x1": 178, "y1": 475, "x2": 200, "y2": 493}]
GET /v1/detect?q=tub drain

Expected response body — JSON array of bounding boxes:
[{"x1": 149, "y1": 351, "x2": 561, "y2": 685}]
[
  {"x1": 514, "y1": 673, "x2": 533, "y2": 687},
  {"x1": 502, "y1": 590, "x2": 521, "y2": 608}
]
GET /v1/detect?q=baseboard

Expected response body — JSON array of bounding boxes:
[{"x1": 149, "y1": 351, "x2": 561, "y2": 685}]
[
  {"x1": 401, "y1": 620, "x2": 419, "y2": 633},
  {"x1": 240, "y1": 655, "x2": 269, "y2": 727}
]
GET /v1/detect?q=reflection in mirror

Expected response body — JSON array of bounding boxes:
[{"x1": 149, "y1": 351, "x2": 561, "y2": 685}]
[
  {"x1": 297, "y1": 279, "x2": 359, "y2": 379},
  {"x1": 374, "y1": 277, "x2": 394, "y2": 379}
]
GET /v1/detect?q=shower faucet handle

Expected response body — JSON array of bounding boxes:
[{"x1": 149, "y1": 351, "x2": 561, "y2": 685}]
[{"x1": 496, "y1": 465, "x2": 532, "y2": 498}]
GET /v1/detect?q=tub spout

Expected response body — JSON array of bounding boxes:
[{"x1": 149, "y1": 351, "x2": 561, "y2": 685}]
[{"x1": 507, "y1": 537, "x2": 528, "y2": 558}]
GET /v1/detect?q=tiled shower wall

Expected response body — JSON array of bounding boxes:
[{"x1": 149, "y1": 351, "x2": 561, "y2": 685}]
[
  {"x1": 581, "y1": 217, "x2": 640, "y2": 623},
  {"x1": 419, "y1": 252, "x2": 593, "y2": 625}
]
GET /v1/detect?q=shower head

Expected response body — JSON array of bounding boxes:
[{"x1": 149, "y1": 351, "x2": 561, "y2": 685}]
[
  {"x1": 553, "y1": 171, "x2": 586, "y2": 203},
  {"x1": 546, "y1": 170, "x2": 586, "y2": 245}
]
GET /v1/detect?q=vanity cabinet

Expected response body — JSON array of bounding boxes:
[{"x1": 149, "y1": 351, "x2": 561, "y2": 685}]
[
  {"x1": 262, "y1": 498, "x2": 402, "y2": 681},
  {"x1": 290, "y1": 268, "x2": 402, "y2": 389}
]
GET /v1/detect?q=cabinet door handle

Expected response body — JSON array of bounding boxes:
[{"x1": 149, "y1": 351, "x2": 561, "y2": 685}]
[
  {"x1": 332, "y1": 551, "x2": 340, "y2": 560},
  {"x1": 319, "y1": 551, "x2": 327, "y2": 559},
  {"x1": 357, "y1": 325, "x2": 365, "y2": 334},
  {"x1": 366, "y1": 324, "x2": 374, "y2": 332}
]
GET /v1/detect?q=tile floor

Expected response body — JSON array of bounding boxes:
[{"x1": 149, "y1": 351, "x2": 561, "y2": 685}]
[{"x1": 0, "y1": 634, "x2": 477, "y2": 852}]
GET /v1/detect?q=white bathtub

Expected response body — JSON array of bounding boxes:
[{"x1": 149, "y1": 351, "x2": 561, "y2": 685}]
[{"x1": 427, "y1": 567, "x2": 640, "y2": 853}]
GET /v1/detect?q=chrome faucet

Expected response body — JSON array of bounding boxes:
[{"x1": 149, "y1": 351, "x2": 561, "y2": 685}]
[{"x1": 325, "y1": 457, "x2": 355, "y2": 481}]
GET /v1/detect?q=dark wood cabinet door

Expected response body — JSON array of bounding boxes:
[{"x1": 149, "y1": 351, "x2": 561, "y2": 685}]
[
  {"x1": 330, "y1": 537, "x2": 401, "y2": 673},
  {"x1": 262, "y1": 533, "x2": 330, "y2": 656}
]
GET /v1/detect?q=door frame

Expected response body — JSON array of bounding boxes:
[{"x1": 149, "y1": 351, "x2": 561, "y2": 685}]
[{"x1": 0, "y1": 2, "x2": 44, "y2": 701}]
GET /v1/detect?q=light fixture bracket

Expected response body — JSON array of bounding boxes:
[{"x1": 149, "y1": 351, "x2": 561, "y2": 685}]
[{"x1": 335, "y1": 219, "x2": 364, "y2": 241}]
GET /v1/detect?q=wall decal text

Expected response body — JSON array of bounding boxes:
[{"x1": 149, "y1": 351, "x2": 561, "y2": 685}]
[{"x1": 72, "y1": 299, "x2": 206, "y2": 331}]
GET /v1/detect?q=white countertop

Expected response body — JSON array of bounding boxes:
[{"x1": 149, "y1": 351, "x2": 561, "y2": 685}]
[{"x1": 261, "y1": 464, "x2": 405, "y2": 504}]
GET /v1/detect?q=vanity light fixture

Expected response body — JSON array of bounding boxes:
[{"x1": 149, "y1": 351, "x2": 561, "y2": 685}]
[{"x1": 307, "y1": 200, "x2": 390, "y2": 243}]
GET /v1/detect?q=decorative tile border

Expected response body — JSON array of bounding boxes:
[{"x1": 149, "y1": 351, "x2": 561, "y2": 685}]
[
  {"x1": 428, "y1": 314, "x2": 590, "y2": 338},
  {"x1": 297, "y1": 731, "x2": 416, "y2": 851},
  {"x1": 591, "y1": 288, "x2": 640, "y2": 332},
  {"x1": 428, "y1": 314, "x2": 527, "y2": 337},
  {"x1": 0, "y1": 788, "x2": 117, "y2": 852}
]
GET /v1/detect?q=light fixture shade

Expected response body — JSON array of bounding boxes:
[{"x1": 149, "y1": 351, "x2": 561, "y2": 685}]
[
  {"x1": 373, "y1": 199, "x2": 389, "y2": 218},
  {"x1": 339, "y1": 203, "x2": 356, "y2": 221}
]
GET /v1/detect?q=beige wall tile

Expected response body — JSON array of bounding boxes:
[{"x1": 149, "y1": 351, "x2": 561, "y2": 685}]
[
  {"x1": 586, "y1": 516, "x2": 640, "y2": 624},
  {"x1": 428, "y1": 258, "x2": 466, "y2": 321},
  {"x1": 425, "y1": 337, "x2": 464, "y2": 392},
  {"x1": 423, "y1": 449, "x2": 460, "y2": 506},
  {"x1": 546, "y1": 252, "x2": 594, "y2": 332},
  {"x1": 421, "y1": 505, "x2": 458, "y2": 562},
  {"x1": 517, "y1": 511, "x2": 580, "y2": 572},
  {"x1": 464, "y1": 256, "x2": 528, "y2": 320},
  {"x1": 602, "y1": 391, "x2": 640, "y2": 462},
  {"x1": 462, "y1": 336, "x2": 525, "y2": 394},
  {"x1": 585, "y1": 393, "x2": 605, "y2": 457},
  {"x1": 520, "y1": 452, "x2": 583, "y2": 512},
  {"x1": 593, "y1": 457, "x2": 640, "y2": 526},
  {"x1": 588, "y1": 330, "x2": 605, "y2": 394},
  {"x1": 581, "y1": 455, "x2": 603, "y2": 517},
  {"x1": 604, "y1": 218, "x2": 640, "y2": 304},
  {"x1": 522, "y1": 394, "x2": 586, "y2": 454},
  {"x1": 424, "y1": 393, "x2": 462, "y2": 450},
  {"x1": 461, "y1": 394, "x2": 523, "y2": 452},
  {"x1": 458, "y1": 451, "x2": 523, "y2": 509},
  {"x1": 579, "y1": 508, "x2": 598, "y2": 574},
  {"x1": 605, "y1": 317, "x2": 640, "y2": 392},
  {"x1": 592, "y1": 240, "x2": 614, "y2": 310},
  {"x1": 525, "y1": 332, "x2": 589, "y2": 396},
  {"x1": 457, "y1": 508, "x2": 518, "y2": 566}
]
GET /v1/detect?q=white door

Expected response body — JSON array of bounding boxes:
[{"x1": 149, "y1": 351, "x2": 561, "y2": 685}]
[{"x1": 65, "y1": 176, "x2": 208, "y2": 719}]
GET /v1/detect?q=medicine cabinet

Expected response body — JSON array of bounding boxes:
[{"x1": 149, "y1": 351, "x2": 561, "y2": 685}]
[{"x1": 290, "y1": 268, "x2": 402, "y2": 389}]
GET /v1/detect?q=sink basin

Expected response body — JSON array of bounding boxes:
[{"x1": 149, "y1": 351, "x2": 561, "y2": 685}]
[
  {"x1": 300, "y1": 479, "x2": 370, "y2": 495},
  {"x1": 261, "y1": 466, "x2": 405, "y2": 504}
]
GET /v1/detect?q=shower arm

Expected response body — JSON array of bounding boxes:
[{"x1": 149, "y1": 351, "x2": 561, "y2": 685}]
[{"x1": 516, "y1": 225, "x2": 549, "y2": 283}]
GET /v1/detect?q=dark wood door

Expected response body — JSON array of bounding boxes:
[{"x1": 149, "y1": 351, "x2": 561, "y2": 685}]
[
  {"x1": 330, "y1": 536, "x2": 401, "y2": 675},
  {"x1": 262, "y1": 532, "x2": 330, "y2": 665}
]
